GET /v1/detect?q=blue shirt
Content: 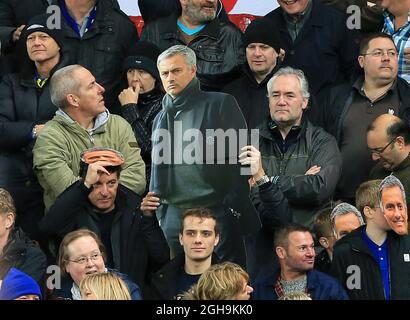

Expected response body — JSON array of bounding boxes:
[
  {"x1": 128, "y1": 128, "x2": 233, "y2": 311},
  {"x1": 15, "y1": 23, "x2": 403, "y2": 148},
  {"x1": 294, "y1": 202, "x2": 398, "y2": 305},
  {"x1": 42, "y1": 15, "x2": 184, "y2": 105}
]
[
  {"x1": 362, "y1": 230, "x2": 390, "y2": 300},
  {"x1": 382, "y1": 11, "x2": 410, "y2": 84}
]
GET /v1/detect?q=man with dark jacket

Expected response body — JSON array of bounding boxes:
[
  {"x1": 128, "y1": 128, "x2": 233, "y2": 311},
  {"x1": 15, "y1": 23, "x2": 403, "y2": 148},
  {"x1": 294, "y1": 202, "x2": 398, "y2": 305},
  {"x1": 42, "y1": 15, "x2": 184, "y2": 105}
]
[
  {"x1": 46, "y1": 0, "x2": 139, "y2": 113},
  {"x1": 223, "y1": 18, "x2": 282, "y2": 130},
  {"x1": 252, "y1": 224, "x2": 348, "y2": 300},
  {"x1": 141, "y1": 0, "x2": 244, "y2": 91},
  {"x1": 149, "y1": 45, "x2": 261, "y2": 267},
  {"x1": 0, "y1": 188, "x2": 47, "y2": 285},
  {"x1": 39, "y1": 149, "x2": 169, "y2": 289},
  {"x1": 310, "y1": 33, "x2": 410, "y2": 204},
  {"x1": 248, "y1": 66, "x2": 342, "y2": 227},
  {"x1": 0, "y1": 13, "x2": 68, "y2": 243},
  {"x1": 330, "y1": 177, "x2": 410, "y2": 299},
  {"x1": 265, "y1": 0, "x2": 359, "y2": 96},
  {"x1": 0, "y1": 0, "x2": 49, "y2": 76},
  {"x1": 145, "y1": 208, "x2": 220, "y2": 300},
  {"x1": 367, "y1": 114, "x2": 410, "y2": 207}
]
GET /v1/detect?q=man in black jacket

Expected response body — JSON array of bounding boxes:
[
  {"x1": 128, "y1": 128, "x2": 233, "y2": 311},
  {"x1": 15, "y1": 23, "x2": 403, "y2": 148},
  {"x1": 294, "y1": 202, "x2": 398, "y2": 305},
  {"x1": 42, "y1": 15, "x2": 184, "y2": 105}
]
[
  {"x1": 141, "y1": 0, "x2": 244, "y2": 91},
  {"x1": 330, "y1": 177, "x2": 410, "y2": 299},
  {"x1": 223, "y1": 18, "x2": 282, "y2": 130},
  {"x1": 149, "y1": 45, "x2": 261, "y2": 267},
  {"x1": 247, "y1": 66, "x2": 342, "y2": 227},
  {"x1": 145, "y1": 208, "x2": 220, "y2": 300},
  {"x1": 310, "y1": 32, "x2": 410, "y2": 204},
  {"x1": 0, "y1": 0, "x2": 49, "y2": 76},
  {"x1": 265, "y1": 0, "x2": 359, "y2": 96},
  {"x1": 0, "y1": 13, "x2": 68, "y2": 244},
  {"x1": 39, "y1": 149, "x2": 170, "y2": 291}
]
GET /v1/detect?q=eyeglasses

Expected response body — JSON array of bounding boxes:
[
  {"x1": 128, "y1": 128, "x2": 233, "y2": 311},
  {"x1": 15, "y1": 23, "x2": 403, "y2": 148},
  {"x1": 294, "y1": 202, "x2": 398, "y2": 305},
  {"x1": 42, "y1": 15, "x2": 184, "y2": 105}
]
[
  {"x1": 367, "y1": 138, "x2": 396, "y2": 155},
  {"x1": 361, "y1": 49, "x2": 398, "y2": 58},
  {"x1": 67, "y1": 252, "x2": 103, "y2": 264}
]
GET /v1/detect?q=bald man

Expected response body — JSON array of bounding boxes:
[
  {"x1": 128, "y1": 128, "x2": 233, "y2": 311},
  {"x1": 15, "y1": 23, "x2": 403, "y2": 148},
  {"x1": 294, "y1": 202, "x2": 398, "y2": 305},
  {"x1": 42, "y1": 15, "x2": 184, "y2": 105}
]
[{"x1": 367, "y1": 114, "x2": 410, "y2": 204}]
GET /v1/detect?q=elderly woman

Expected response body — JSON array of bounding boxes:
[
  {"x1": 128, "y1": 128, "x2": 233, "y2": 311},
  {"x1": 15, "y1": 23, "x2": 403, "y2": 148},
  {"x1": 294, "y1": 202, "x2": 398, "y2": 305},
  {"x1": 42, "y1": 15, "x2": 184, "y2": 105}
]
[{"x1": 118, "y1": 41, "x2": 164, "y2": 191}]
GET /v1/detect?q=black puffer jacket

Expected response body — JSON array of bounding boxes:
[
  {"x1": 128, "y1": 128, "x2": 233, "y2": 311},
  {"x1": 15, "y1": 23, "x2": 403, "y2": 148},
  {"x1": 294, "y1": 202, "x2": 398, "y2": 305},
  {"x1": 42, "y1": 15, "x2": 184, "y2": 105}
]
[
  {"x1": 0, "y1": 55, "x2": 70, "y2": 186},
  {"x1": 50, "y1": 0, "x2": 139, "y2": 113},
  {"x1": 141, "y1": 12, "x2": 244, "y2": 91}
]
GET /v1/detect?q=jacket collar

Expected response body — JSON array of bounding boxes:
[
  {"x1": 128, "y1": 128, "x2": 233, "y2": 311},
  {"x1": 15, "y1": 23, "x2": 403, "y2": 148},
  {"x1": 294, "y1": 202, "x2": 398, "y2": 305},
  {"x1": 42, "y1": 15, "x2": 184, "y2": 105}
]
[
  {"x1": 162, "y1": 12, "x2": 220, "y2": 41},
  {"x1": 163, "y1": 77, "x2": 201, "y2": 114},
  {"x1": 258, "y1": 115, "x2": 308, "y2": 141}
]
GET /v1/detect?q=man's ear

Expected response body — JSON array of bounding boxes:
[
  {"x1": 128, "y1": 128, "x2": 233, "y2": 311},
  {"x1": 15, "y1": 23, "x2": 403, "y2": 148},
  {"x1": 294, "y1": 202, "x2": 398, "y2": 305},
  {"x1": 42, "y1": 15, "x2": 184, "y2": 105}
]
[
  {"x1": 179, "y1": 233, "x2": 183, "y2": 246},
  {"x1": 276, "y1": 246, "x2": 286, "y2": 259},
  {"x1": 396, "y1": 136, "x2": 405, "y2": 149},
  {"x1": 67, "y1": 93, "x2": 79, "y2": 107},
  {"x1": 363, "y1": 206, "x2": 373, "y2": 220},
  {"x1": 318, "y1": 237, "x2": 329, "y2": 249},
  {"x1": 358, "y1": 55, "x2": 365, "y2": 68},
  {"x1": 5, "y1": 212, "x2": 15, "y2": 229}
]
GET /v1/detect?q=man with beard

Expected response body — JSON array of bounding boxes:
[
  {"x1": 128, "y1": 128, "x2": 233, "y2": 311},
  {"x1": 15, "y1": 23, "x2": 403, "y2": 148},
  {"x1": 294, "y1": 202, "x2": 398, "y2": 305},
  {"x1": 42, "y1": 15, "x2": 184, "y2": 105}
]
[
  {"x1": 330, "y1": 177, "x2": 410, "y2": 299},
  {"x1": 252, "y1": 224, "x2": 348, "y2": 300},
  {"x1": 141, "y1": 0, "x2": 244, "y2": 91},
  {"x1": 310, "y1": 32, "x2": 410, "y2": 204},
  {"x1": 367, "y1": 114, "x2": 410, "y2": 207}
]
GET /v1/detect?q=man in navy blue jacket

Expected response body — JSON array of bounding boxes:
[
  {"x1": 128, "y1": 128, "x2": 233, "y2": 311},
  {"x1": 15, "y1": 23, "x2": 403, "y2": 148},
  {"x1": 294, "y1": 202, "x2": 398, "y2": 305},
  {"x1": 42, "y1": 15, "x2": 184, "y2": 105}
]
[
  {"x1": 265, "y1": 0, "x2": 359, "y2": 96},
  {"x1": 252, "y1": 224, "x2": 348, "y2": 300}
]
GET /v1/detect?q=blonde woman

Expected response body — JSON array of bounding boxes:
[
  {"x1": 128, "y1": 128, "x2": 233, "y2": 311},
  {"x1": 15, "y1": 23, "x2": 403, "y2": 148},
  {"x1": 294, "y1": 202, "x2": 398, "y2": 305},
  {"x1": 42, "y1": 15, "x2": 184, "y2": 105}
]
[
  {"x1": 80, "y1": 272, "x2": 131, "y2": 300},
  {"x1": 182, "y1": 262, "x2": 253, "y2": 300}
]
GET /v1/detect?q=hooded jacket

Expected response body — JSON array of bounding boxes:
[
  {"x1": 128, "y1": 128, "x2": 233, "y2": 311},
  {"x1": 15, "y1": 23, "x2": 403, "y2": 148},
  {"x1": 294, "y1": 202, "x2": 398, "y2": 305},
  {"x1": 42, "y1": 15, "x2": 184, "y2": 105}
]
[{"x1": 33, "y1": 110, "x2": 146, "y2": 210}]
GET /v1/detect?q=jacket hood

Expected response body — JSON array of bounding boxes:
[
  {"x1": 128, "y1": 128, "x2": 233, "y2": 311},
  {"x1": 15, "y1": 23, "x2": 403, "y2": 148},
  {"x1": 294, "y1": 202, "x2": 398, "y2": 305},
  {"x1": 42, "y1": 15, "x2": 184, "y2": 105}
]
[{"x1": 55, "y1": 109, "x2": 110, "y2": 134}]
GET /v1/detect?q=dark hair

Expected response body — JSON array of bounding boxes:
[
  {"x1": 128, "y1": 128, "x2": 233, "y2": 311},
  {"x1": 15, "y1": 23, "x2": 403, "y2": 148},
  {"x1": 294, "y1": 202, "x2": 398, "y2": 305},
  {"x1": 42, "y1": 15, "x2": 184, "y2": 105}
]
[
  {"x1": 387, "y1": 120, "x2": 410, "y2": 145},
  {"x1": 360, "y1": 32, "x2": 397, "y2": 55},
  {"x1": 79, "y1": 163, "x2": 121, "y2": 180},
  {"x1": 180, "y1": 208, "x2": 219, "y2": 235},
  {"x1": 274, "y1": 224, "x2": 311, "y2": 249}
]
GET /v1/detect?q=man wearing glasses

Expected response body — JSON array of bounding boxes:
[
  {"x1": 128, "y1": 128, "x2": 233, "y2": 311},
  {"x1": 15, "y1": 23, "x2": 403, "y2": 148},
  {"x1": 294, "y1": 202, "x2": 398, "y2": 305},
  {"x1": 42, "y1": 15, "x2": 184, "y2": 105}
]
[
  {"x1": 310, "y1": 32, "x2": 410, "y2": 204},
  {"x1": 367, "y1": 113, "x2": 410, "y2": 206}
]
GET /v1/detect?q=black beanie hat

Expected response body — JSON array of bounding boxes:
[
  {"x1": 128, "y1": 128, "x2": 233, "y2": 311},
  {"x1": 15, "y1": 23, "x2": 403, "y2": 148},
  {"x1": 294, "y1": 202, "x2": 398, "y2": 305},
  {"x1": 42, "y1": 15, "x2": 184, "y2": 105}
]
[
  {"x1": 122, "y1": 41, "x2": 161, "y2": 80},
  {"x1": 243, "y1": 18, "x2": 282, "y2": 54},
  {"x1": 22, "y1": 13, "x2": 64, "y2": 49}
]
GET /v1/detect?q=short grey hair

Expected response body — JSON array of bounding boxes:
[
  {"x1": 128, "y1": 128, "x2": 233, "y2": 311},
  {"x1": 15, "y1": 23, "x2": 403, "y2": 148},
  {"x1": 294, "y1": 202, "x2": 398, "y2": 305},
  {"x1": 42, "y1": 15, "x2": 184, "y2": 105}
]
[
  {"x1": 157, "y1": 45, "x2": 197, "y2": 69},
  {"x1": 378, "y1": 175, "x2": 407, "y2": 210},
  {"x1": 50, "y1": 64, "x2": 83, "y2": 109},
  {"x1": 330, "y1": 203, "x2": 365, "y2": 235},
  {"x1": 267, "y1": 66, "x2": 310, "y2": 99}
]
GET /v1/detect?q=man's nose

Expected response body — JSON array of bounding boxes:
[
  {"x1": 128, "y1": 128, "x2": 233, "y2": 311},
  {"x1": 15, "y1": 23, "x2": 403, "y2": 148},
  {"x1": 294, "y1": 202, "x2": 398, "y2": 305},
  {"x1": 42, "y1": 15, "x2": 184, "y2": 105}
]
[
  {"x1": 97, "y1": 82, "x2": 105, "y2": 94},
  {"x1": 372, "y1": 152, "x2": 380, "y2": 161}
]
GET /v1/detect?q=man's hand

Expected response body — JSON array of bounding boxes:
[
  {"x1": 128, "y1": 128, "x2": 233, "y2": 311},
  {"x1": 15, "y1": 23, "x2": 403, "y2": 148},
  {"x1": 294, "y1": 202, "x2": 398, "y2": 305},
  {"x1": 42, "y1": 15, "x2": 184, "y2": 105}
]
[
  {"x1": 140, "y1": 192, "x2": 161, "y2": 216},
  {"x1": 12, "y1": 25, "x2": 25, "y2": 42},
  {"x1": 239, "y1": 145, "x2": 265, "y2": 180},
  {"x1": 118, "y1": 84, "x2": 140, "y2": 106},
  {"x1": 305, "y1": 165, "x2": 321, "y2": 175},
  {"x1": 33, "y1": 124, "x2": 45, "y2": 138},
  {"x1": 83, "y1": 161, "x2": 112, "y2": 188}
]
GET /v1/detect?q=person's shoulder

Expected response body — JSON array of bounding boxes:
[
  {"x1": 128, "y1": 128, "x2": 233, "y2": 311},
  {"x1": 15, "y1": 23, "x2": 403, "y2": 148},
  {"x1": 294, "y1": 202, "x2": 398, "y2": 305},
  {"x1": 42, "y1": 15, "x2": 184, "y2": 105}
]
[{"x1": 264, "y1": 6, "x2": 282, "y2": 20}]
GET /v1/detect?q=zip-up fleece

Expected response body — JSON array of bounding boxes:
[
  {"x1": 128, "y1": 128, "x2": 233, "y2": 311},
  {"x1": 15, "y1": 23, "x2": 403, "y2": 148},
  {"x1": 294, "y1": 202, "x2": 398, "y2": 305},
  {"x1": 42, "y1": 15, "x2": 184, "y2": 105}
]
[{"x1": 33, "y1": 110, "x2": 146, "y2": 210}]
